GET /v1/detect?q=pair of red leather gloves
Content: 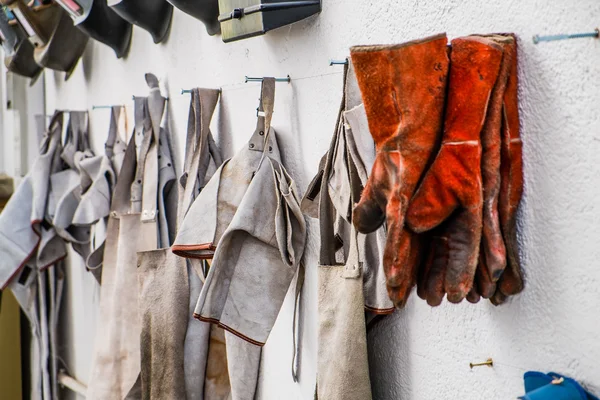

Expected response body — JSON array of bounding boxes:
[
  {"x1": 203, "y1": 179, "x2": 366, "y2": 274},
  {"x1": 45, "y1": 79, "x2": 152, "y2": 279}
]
[{"x1": 350, "y1": 33, "x2": 523, "y2": 308}]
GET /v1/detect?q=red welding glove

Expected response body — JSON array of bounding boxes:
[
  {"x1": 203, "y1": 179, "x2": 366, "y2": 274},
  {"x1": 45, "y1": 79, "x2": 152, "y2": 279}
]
[
  {"x1": 350, "y1": 33, "x2": 449, "y2": 307},
  {"x1": 476, "y1": 34, "x2": 515, "y2": 298},
  {"x1": 406, "y1": 36, "x2": 504, "y2": 304},
  {"x1": 492, "y1": 34, "x2": 525, "y2": 305}
]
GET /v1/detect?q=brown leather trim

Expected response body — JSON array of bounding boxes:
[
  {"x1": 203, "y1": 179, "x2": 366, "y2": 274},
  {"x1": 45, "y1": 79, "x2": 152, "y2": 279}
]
[
  {"x1": 365, "y1": 305, "x2": 396, "y2": 315},
  {"x1": 171, "y1": 243, "x2": 216, "y2": 260},
  {"x1": 193, "y1": 313, "x2": 265, "y2": 347}
]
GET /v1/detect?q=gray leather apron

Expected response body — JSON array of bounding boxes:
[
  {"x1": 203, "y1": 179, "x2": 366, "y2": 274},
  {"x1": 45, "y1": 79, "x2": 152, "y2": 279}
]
[
  {"x1": 87, "y1": 74, "x2": 177, "y2": 400},
  {"x1": 301, "y1": 61, "x2": 391, "y2": 400},
  {"x1": 302, "y1": 62, "x2": 392, "y2": 314},
  {"x1": 173, "y1": 79, "x2": 306, "y2": 399},
  {"x1": 85, "y1": 105, "x2": 128, "y2": 281},
  {"x1": 137, "y1": 88, "x2": 223, "y2": 400},
  {"x1": 0, "y1": 111, "x2": 74, "y2": 400}
]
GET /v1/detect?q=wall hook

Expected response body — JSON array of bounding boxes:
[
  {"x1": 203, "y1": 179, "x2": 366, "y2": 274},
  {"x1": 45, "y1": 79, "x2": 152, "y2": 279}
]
[
  {"x1": 92, "y1": 105, "x2": 114, "y2": 110},
  {"x1": 329, "y1": 59, "x2": 348, "y2": 66},
  {"x1": 533, "y1": 28, "x2": 599, "y2": 44},
  {"x1": 245, "y1": 75, "x2": 291, "y2": 83},
  {"x1": 469, "y1": 358, "x2": 494, "y2": 369},
  {"x1": 181, "y1": 89, "x2": 193, "y2": 94}
]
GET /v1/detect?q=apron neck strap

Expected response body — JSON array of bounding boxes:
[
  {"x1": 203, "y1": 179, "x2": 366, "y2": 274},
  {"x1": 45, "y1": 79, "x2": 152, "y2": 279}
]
[
  {"x1": 318, "y1": 63, "x2": 350, "y2": 265},
  {"x1": 105, "y1": 105, "x2": 126, "y2": 158},
  {"x1": 146, "y1": 73, "x2": 166, "y2": 144},
  {"x1": 258, "y1": 78, "x2": 275, "y2": 141},
  {"x1": 178, "y1": 88, "x2": 220, "y2": 223},
  {"x1": 61, "y1": 111, "x2": 89, "y2": 168},
  {"x1": 253, "y1": 78, "x2": 276, "y2": 171}
]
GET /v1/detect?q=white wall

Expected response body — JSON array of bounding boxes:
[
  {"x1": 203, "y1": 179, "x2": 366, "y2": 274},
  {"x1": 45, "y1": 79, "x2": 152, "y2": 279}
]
[{"x1": 42, "y1": 0, "x2": 600, "y2": 399}]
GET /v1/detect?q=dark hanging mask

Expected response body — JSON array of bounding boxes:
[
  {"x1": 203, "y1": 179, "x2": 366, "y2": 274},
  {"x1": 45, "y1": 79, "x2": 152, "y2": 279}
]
[
  {"x1": 0, "y1": 8, "x2": 42, "y2": 79},
  {"x1": 107, "y1": 0, "x2": 173, "y2": 44},
  {"x1": 217, "y1": 0, "x2": 321, "y2": 42},
  {"x1": 167, "y1": 0, "x2": 220, "y2": 36},
  {"x1": 55, "y1": 0, "x2": 132, "y2": 58},
  {"x1": 1, "y1": 0, "x2": 89, "y2": 77}
]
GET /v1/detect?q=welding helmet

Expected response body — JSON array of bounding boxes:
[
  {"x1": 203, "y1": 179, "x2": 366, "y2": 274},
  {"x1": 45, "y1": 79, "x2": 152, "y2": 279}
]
[
  {"x1": 107, "y1": 0, "x2": 172, "y2": 44},
  {"x1": 55, "y1": 0, "x2": 132, "y2": 58},
  {"x1": 167, "y1": 0, "x2": 219, "y2": 35},
  {"x1": 0, "y1": 8, "x2": 42, "y2": 79},
  {"x1": 2, "y1": 0, "x2": 88, "y2": 77}
]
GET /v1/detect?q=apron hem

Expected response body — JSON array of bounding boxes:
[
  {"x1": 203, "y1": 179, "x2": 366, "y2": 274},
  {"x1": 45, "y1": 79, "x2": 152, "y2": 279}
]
[{"x1": 193, "y1": 313, "x2": 265, "y2": 347}]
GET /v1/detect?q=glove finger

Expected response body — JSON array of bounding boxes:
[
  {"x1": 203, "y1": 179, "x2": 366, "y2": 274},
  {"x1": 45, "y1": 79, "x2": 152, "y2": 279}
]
[
  {"x1": 476, "y1": 252, "x2": 497, "y2": 299},
  {"x1": 424, "y1": 235, "x2": 448, "y2": 307},
  {"x1": 490, "y1": 289, "x2": 508, "y2": 306},
  {"x1": 499, "y1": 206, "x2": 524, "y2": 296},
  {"x1": 497, "y1": 258, "x2": 524, "y2": 297},
  {"x1": 353, "y1": 154, "x2": 388, "y2": 233},
  {"x1": 416, "y1": 234, "x2": 434, "y2": 301},
  {"x1": 383, "y1": 195, "x2": 418, "y2": 308},
  {"x1": 466, "y1": 286, "x2": 481, "y2": 304},
  {"x1": 445, "y1": 209, "x2": 482, "y2": 304}
]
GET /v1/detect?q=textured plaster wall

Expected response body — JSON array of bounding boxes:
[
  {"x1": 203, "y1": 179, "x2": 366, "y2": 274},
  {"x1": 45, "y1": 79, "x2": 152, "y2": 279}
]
[{"x1": 43, "y1": 0, "x2": 600, "y2": 399}]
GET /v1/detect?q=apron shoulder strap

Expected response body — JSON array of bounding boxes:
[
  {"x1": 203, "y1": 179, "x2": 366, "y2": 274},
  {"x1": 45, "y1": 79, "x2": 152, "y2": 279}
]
[
  {"x1": 178, "y1": 88, "x2": 221, "y2": 224},
  {"x1": 252, "y1": 78, "x2": 277, "y2": 171},
  {"x1": 105, "y1": 106, "x2": 126, "y2": 158},
  {"x1": 319, "y1": 63, "x2": 350, "y2": 265}
]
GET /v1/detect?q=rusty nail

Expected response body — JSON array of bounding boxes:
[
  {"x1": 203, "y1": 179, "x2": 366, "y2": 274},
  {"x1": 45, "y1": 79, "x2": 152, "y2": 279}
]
[{"x1": 469, "y1": 358, "x2": 493, "y2": 369}]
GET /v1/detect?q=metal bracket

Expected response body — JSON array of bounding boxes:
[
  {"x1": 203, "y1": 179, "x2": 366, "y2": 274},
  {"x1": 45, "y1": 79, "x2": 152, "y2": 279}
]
[{"x1": 218, "y1": 1, "x2": 320, "y2": 22}]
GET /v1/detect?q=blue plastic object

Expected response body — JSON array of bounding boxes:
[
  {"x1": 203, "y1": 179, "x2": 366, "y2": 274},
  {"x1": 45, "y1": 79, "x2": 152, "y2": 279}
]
[{"x1": 520, "y1": 372, "x2": 599, "y2": 400}]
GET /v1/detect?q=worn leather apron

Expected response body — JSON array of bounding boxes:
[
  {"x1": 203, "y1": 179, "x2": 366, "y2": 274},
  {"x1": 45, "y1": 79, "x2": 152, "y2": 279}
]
[
  {"x1": 173, "y1": 79, "x2": 306, "y2": 399},
  {"x1": 0, "y1": 111, "x2": 70, "y2": 400},
  {"x1": 48, "y1": 111, "x2": 94, "y2": 263},
  {"x1": 302, "y1": 66, "x2": 391, "y2": 315},
  {"x1": 137, "y1": 88, "x2": 223, "y2": 400},
  {"x1": 87, "y1": 74, "x2": 177, "y2": 400},
  {"x1": 302, "y1": 61, "x2": 391, "y2": 400},
  {"x1": 85, "y1": 105, "x2": 128, "y2": 281}
]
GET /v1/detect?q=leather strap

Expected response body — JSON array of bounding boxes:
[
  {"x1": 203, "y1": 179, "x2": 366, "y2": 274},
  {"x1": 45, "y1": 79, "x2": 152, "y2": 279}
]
[
  {"x1": 319, "y1": 63, "x2": 349, "y2": 265},
  {"x1": 291, "y1": 260, "x2": 305, "y2": 382},
  {"x1": 178, "y1": 88, "x2": 220, "y2": 226},
  {"x1": 254, "y1": 78, "x2": 276, "y2": 171},
  {"x1": 105, "y1": 106, "x2": 126, "y2": 158}
]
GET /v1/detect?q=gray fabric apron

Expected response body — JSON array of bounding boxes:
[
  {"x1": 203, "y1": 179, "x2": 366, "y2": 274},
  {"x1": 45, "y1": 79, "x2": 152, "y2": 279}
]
[
  {"x1": 301, "y1": 64, "x2": 392, "y2": 314},
  {"x1": 87, "y1": 74, "x2": 177, "y2": 400},
  {"x1": 47, "y1": 111, "x2": 93, "y2": 263},
  {"x1": 173, "y1": 79, "x2": 306, "y2": 399},
  {"x1": 301, "y1": 61, "x2": 390, "y2": 400},
  {"x1": 0, "y1": 111, "x2": 72, "y2": 400},
  {"x1": 74, "y1": 105, "x2": 125, "y2": 282},
  {"x1": 137, "y1": 88, "x2": 223, "y2": 400}
]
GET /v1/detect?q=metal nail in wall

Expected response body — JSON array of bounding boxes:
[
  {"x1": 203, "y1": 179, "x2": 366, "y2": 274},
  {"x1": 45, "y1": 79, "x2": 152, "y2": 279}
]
[
  {"x1": 329, "y1": 59, "x2": 348, "y2": 66},
  {"x1": 533, "y1": 28, "x2": 599, "y2": 43}
]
